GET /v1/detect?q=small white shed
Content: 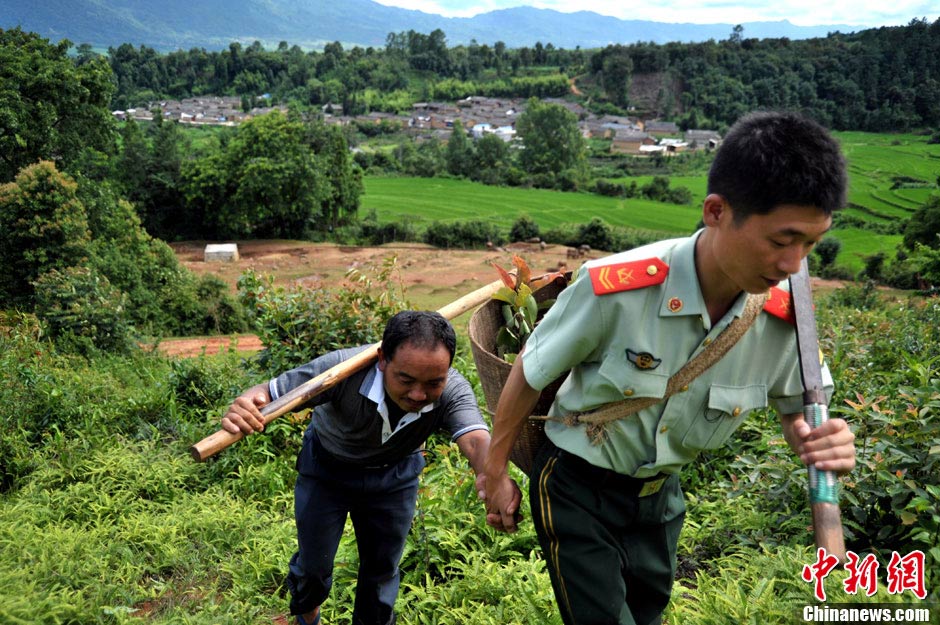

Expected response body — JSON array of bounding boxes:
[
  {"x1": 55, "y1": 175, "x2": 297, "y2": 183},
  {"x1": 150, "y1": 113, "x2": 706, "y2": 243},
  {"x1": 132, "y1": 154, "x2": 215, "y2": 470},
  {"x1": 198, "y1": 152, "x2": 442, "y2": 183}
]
[{"x1": 204, "y1": 243, "x2": 240, "y2": 262}]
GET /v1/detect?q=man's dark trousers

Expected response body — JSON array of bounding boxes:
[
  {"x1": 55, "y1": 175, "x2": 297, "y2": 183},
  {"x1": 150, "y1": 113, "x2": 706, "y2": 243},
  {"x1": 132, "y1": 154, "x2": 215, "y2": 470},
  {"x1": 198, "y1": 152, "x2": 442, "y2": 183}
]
[
  {"x1": 288, "y1": 430, "x2": 425, "y2": 625},
  {"x1": 530, "y1": 441, "x2": 686, "y2": 625}
]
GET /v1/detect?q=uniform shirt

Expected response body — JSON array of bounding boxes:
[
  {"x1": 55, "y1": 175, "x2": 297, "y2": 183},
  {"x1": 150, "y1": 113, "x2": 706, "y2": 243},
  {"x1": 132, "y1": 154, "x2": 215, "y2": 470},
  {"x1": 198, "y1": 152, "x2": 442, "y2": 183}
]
[
  {"x1": 270, "y1": 345, "x2": 488, "y2": 466},
  {"x1": 522, "y1": 231, "x2": 833, "y2": 478}
]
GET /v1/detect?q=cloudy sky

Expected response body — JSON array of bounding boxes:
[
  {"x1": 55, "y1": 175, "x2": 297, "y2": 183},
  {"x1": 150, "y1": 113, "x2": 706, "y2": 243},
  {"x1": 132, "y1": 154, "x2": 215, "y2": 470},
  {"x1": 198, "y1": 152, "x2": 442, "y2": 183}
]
[{"x1": 372, "y1": 0, "x2": 937, "y2": 28}]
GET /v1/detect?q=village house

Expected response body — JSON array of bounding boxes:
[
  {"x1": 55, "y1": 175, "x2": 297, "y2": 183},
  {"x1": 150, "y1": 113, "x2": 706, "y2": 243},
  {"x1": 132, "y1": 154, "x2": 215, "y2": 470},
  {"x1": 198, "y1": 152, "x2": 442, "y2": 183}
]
[
  {"x1": 455, "y1": 96, "x2": 525, "y2": 131},
  {"x1": 581, "y1": 114, "x2": 642, "y2": 139},
  {"x1": 543, "y1": 97, "x2": 588, "y2": 119},
  {"x1": 470, "y1": 123, "x2": 516, "y2": 142},
  {"x1": 321, "y1": 103, "x2": 344, "y2": 116},
  {"x1": 610, "y1": 130, "x2": 656, "y2": 154},
  {"x1": 659, "y1": 137, "x2": 690, "y2": 153},
  {"x1": 684, "y1": 129, "x2": 723, "y2": 150},
  {"x1": 643, "y1": 120, "x2": 681, "y2": 136}
]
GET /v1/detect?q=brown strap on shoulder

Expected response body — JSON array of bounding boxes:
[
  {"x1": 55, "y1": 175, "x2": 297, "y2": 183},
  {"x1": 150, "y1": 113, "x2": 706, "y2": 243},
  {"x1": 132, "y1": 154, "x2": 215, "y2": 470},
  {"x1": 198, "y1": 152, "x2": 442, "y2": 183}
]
[{"x1": 565, "y1": 292, "x2": 769, "y2": 443}]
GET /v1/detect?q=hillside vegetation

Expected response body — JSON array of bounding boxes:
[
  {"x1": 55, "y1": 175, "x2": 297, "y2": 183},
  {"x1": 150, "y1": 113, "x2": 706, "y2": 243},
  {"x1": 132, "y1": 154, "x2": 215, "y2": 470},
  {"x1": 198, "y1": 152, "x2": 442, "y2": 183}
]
[{"x1": 1, "y1": 276, "x2": 937, "y2": 623}]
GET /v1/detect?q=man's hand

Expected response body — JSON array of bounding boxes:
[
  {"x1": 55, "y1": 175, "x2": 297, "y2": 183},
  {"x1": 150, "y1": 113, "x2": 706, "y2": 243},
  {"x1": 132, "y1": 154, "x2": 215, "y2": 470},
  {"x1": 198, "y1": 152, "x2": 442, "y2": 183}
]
[
  {"x1": 221, "y1": 384, "x2": 270, "y2": 435},
  {"x1": 783, "y1": 413, "x2": 856, "y2": 474},
  {"x1": 477, "y1": 471, "x2": 523, "y2": 533}
]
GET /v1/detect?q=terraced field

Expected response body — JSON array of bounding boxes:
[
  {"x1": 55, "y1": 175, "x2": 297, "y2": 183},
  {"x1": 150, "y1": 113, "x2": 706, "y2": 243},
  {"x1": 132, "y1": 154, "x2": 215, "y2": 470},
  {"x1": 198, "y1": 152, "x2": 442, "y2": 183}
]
[{"x1": 362, "y1": 131, "x2": 939, "y2": 274}]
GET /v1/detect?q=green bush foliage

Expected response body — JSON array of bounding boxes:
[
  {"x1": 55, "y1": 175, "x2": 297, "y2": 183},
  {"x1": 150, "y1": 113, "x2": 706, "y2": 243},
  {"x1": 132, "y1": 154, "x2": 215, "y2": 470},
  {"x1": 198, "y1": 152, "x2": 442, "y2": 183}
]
[
  {"x1": 508, "y1": 215, "x2": 541, "y2": 242},
  {"x1": 0, "y1": 161, "x2": 246, "y2": 347},
  {"x1": 815, "y1": 236, "x2": 843, "y2": 269},
  {"x1": 1, "y1": 280, "x2": 937, "y2": 624},
  {"x1": 0, "y1": 28, "x2": 115, "y2": 183},
  {"x1": 902, "y1": 195, "x2": 940, "y2": 251},
  {"x1": 237, "y1": 257, "x2": 408, "y2": 375},
  {"x1": 423, "y1": 220, "x2": 505, "y2": 249},
  {"x1": 32, "y1": 266, "x2": 134, "y2": 355},
  {"x1": 541, "y1": 220, "x2": 667, "y2": 252},
  {"x1": 0, "y1": 161, "x2": 91, "y2": 307}
]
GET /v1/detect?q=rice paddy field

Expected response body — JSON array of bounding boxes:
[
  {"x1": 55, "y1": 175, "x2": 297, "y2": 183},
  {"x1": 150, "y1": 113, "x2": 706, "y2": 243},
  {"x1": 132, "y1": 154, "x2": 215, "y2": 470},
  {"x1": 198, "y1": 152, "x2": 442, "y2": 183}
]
[{"x1": 362, "y1": 131, "x2": 940, "y2": 274}]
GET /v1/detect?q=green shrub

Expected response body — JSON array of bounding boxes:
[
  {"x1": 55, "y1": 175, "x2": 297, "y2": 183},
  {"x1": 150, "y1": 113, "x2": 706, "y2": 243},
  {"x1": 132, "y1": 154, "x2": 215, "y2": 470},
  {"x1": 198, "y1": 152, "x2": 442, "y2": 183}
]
[
  {"x1": 593, "y1": 179, "x2": 629, "y2": 198},
  {"x1": 609, "y1": 227, "x2": 671, "y2": 252},
  {"x1": 0, "y1": 161, "x2": 91, "y2": 307},
  {"x1": 824, "y1": 280, "x2": 882, "y2": 310},
  {"x1": 151, "y1": 271, "x2": 247, "y2": 338},
  {"x1": 541, "y1": 223, "x2": 582, "y2": 247},
  {"x1": 815, "y1": 237, "x2": 843, "y2": 268},
  {"x1": 358, "y1": 218, "x2": 419, "y2": 245},
  {"x1": 238, "y1": 256, "x2": 408, "y2": 375},
  {"x1": 32, "y1": 266, "x2": 134, "y2": 355},
  {"x1": 577, "y1": 217, "x2": 614, "y2": 251},
  {"x1": 423, "y1": 220, "x2": 505, "y2": 249},
  {"x1": 509, "y1": 215, "x2": 541, "y2": 242}
]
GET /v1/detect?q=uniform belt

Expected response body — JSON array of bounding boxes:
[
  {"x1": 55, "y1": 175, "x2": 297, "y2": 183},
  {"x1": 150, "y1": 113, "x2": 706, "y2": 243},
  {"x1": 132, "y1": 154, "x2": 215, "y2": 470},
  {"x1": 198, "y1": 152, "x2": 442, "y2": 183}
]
[{"x1": 556, "y1": 449, "x2": 669, "y2": 497}]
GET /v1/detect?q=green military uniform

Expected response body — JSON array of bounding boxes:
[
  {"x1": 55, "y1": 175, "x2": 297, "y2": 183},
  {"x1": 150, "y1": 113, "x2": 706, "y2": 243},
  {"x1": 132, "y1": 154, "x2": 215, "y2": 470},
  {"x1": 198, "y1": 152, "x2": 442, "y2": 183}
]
[{"x1": 521, "y1": 231, "x2": 832, "y2": 625}]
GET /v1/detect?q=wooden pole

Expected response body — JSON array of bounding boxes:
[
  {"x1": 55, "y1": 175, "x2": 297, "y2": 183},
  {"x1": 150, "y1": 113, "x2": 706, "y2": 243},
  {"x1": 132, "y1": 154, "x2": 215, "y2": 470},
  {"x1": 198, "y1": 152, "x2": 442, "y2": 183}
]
[{"x1": 189, "y1": 278, "x2": 506, "y2": 462}]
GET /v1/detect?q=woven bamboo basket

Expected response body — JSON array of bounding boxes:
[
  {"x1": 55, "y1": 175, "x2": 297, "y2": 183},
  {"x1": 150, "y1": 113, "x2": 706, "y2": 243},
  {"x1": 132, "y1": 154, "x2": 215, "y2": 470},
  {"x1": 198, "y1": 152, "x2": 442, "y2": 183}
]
[{"x1": 468, "y1": 275, "x2": 568, "y2": 474}]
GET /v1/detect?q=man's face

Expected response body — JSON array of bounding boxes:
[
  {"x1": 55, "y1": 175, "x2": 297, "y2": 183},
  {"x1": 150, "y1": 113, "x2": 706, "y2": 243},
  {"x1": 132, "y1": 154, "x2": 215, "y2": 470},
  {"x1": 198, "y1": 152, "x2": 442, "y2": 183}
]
[
  {"x1": 377, "y1": 342, "x2": 450, "y2": 413},
  {"x1": 712, "y1": 202, "x2": 832, "y2": 294}
]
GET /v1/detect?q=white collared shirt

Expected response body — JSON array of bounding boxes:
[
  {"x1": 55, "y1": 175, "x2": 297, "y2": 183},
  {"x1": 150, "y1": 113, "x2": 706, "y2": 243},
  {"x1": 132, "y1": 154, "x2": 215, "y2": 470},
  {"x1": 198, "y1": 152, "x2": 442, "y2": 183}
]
[{"x1": 365, "y1": 364, "x2": 438, "y2": 445}]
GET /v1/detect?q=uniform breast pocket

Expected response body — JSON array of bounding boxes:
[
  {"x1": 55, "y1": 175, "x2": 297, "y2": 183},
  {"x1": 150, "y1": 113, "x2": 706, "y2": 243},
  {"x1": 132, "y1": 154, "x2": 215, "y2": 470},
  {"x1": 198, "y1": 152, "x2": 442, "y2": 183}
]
[
  {"x1": 598, "y1": 355, "x2": 669, "y2": 401},
  {"x1": 681, "y1": 384, "x2": 768, "y2": 451}
]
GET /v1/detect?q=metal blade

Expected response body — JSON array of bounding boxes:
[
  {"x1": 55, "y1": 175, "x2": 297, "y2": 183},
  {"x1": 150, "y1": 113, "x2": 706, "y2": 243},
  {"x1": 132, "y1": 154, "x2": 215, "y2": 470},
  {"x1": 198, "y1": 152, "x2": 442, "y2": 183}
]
[
  {"x1": 790, "y1": 258, "x2": 826, "y2": 404},
  {"x1": 790, "y1": 259, "x2": 845, "y2": 561}
]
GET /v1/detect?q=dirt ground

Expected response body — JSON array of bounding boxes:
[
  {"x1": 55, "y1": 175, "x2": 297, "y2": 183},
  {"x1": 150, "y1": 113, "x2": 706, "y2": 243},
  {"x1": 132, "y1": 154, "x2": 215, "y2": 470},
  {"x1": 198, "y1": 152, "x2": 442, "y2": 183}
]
[
  {"x1": 161, "y1": 239, "x2": 591, "y2": 357},
  {"x1": 160, "y1": 240, "x2": 847, "y2": 358}
]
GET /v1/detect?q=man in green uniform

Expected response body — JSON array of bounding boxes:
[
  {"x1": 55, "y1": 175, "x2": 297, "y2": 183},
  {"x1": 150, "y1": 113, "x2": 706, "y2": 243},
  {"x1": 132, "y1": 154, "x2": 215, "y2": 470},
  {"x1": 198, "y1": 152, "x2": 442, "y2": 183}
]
[{"x1": 479, "y1": 111, "x2": 857, "y2": 625}]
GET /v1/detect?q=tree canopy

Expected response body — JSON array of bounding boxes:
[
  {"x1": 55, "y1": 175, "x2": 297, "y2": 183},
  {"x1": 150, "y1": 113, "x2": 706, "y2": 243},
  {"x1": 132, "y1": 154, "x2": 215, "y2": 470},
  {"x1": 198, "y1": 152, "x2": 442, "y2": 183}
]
[
  {"x1": 181, "y1": 110, "x2": 360, "y2": 238},
  {"x1": 0, "y1": 161, "x2": 91, "y2": 306},
  {"x1": 515, "y1": 98, "x2": 587, "y2": 186},
  {"x1": 0, "y1": 28, "x2": 116, "y2": 183},
  {"x1": 96, "y1": 19, "x2": 940, "y2": 131}
]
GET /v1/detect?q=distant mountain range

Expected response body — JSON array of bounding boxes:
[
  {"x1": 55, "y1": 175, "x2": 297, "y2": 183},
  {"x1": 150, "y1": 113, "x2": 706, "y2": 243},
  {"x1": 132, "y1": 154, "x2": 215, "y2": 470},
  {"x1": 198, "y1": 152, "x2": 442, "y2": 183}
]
[{"x1": 0, "y1": 0, "x2": 859, "y2": 51}]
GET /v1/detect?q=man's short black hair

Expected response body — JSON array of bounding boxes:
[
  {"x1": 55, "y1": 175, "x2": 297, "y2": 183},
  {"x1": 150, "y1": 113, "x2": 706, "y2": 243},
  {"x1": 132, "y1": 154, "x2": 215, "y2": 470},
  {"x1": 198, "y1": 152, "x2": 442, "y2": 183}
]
[
  {"x1": 707, "y1": 110, "x2": 848, "y2": 221},
  {"x1": 382, "y1": 310, "x2": 457, "y2": 364}
]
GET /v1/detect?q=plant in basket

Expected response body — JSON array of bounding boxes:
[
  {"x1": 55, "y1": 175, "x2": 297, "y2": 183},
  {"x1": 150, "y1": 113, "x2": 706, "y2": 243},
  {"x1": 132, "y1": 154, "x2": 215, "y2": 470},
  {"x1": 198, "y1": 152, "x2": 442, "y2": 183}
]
[
  {"x1": 469, "y1": 256, "x2": 569, "y2": 474},
  {"x1": 491, "y1": 255, "x2": 566, "y2": 363}
]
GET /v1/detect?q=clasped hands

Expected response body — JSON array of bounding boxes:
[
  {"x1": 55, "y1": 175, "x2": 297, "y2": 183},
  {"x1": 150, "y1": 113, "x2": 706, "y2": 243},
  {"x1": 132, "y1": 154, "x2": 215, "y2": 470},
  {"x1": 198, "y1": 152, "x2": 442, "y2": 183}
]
[{"x1": 476, "y1": 471, "x2": 524, "y2": 533}]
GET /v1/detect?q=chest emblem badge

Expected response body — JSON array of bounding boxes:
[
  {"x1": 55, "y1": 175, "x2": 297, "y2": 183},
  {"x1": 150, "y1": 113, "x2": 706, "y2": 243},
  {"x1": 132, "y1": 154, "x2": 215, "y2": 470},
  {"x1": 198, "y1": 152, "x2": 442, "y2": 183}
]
[
  {"x1": 667, "y1": 297, "x2": 684, "y2": 313},
  {"x1": 627, "y1": 349, "x2": 662, "y2": 370}
]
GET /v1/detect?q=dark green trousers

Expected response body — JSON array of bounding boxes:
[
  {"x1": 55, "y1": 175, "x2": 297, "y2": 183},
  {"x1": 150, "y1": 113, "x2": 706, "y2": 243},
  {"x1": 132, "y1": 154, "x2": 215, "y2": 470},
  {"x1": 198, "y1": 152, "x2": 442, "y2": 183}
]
[{"x1": 530, "y1": 441, "x2": 686, "y2": 625}]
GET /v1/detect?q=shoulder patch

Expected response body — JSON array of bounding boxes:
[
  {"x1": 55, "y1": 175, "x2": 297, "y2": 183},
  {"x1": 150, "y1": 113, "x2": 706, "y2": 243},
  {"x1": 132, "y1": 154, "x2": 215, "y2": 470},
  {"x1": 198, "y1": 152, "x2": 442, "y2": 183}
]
[
  {"x1": 588, "y1": 258, "x2": 669, "y2": 296},
  {"x1": 763, "y1": 287, "x2": 795, "y2": 324}
]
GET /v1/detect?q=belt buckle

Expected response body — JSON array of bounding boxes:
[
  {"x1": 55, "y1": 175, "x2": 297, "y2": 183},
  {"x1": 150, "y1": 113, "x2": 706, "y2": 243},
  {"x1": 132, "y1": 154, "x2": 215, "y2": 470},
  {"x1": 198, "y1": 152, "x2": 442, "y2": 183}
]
[{"x1": 638, "y1": 476, "x2": 666, "y2": 497}]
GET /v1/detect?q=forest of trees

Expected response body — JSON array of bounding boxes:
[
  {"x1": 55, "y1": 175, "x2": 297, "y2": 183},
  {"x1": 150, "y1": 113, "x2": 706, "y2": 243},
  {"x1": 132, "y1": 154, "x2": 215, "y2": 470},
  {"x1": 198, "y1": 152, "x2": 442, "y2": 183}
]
[{"x1": 100, "y1": 19, "x2": 940, "y2": 131}]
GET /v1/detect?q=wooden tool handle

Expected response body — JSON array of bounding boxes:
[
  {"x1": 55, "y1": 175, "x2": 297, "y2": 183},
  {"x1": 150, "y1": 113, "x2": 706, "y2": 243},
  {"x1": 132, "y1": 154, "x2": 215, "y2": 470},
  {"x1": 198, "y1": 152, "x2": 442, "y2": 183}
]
[
  {"x1": 189, "y1": 278, "x2": 505, "y2": 462},
  {"x1": 812, "y1": 501, "x2": 847, "y2": 562},
  {"x1": 189, "y1": 347, "x2": 376, "y2": 461}
]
